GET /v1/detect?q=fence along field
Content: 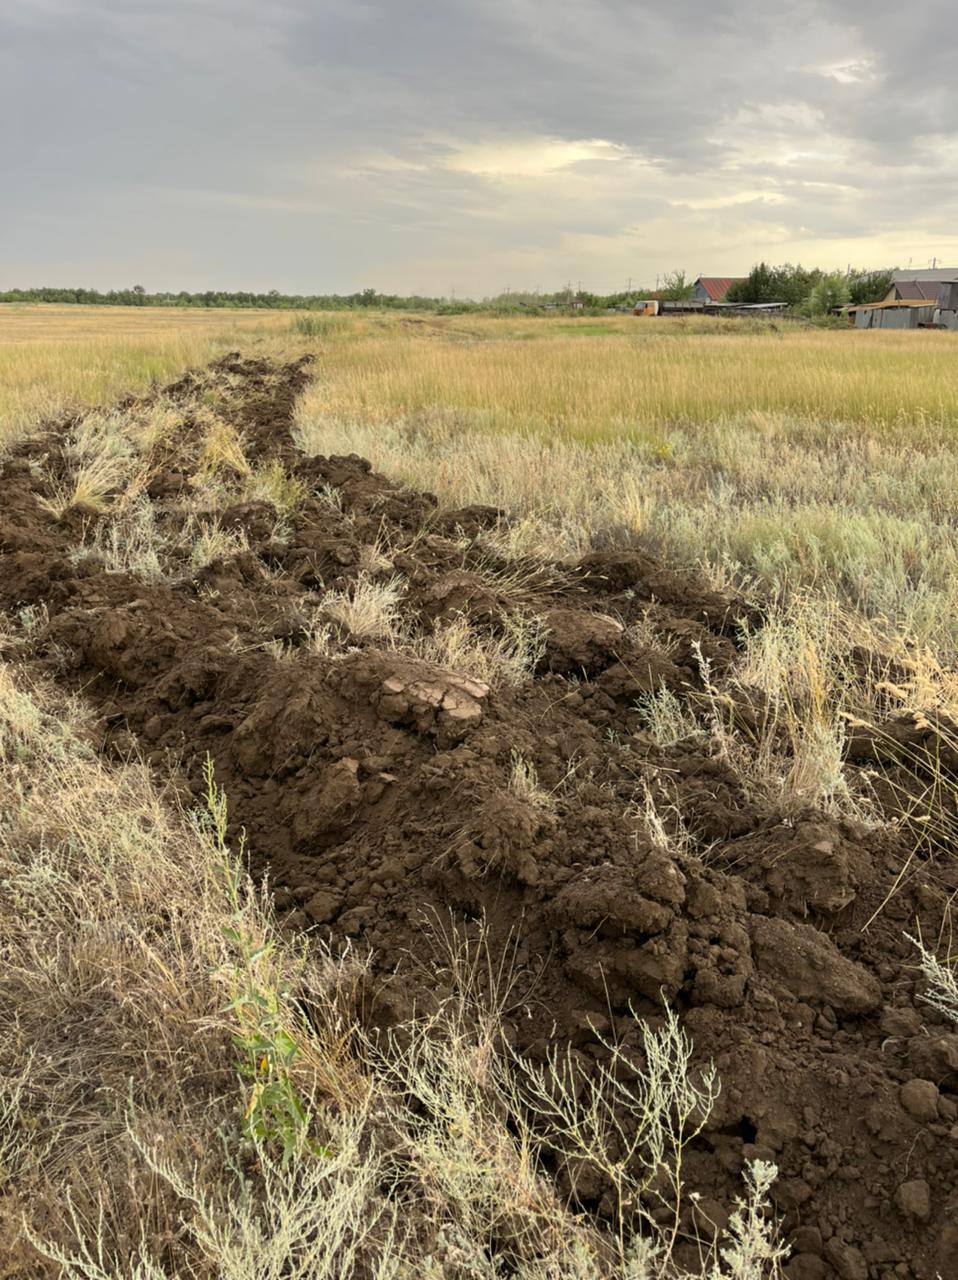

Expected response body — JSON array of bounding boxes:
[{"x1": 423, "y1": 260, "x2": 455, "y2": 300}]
[{"x1": 2, "y1": 304, "x2": 958, "y2": 1277}]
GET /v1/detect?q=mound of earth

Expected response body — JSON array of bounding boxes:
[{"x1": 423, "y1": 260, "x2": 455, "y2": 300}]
[{"x1": 2, "y1": 354, "x2": 956, "y2": 1277}]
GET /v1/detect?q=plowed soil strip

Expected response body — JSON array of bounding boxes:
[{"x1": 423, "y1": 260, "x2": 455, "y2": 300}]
[{"x1": 2, "y1": 353, "x2": 956, "y2": 1275}]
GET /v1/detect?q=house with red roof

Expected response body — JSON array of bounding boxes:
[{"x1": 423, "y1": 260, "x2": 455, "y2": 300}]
[{"x1": 692, "y1": 276, "x2": 745, "y2": 304}]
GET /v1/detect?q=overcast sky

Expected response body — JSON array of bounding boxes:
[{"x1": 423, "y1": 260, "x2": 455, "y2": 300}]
[{"x1": 3, "y1": 0, "x2": 957, "y2": 296}]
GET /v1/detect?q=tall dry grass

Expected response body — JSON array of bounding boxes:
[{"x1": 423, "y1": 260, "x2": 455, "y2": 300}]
[
  {"x1": 0, "y1": 304, "x2": 294, "y2": 443},
  {"x1": 303, "y1": 313, "x2": 958, "y2": 439},
  {"x1": 294, "y1": 316, "x2": 958, "y2": 655}
]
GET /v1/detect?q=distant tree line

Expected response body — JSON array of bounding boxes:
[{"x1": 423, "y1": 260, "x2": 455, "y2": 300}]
[
  {"x1": 0, "y1": 268, "x2": 897, "y2": 317},
  {"x1": 0, "y1": 283, "x2": 645, "y2": 315},
  {"x1": 0, "y1": 283, "x2": 617, "y2": 315},
  {"x1": 0, "y1": 284, "x2": 482, "y2": 313}
]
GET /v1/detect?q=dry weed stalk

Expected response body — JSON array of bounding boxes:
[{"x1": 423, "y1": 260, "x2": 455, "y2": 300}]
[
  {"x1": 637, "y1": 685, "x2": 703, "y2": 747},
  {"x1": 907, "y1": 933, "x2": 958, "y2": 1025},
  {"x1": 508, "y1": 750, "x2": 557, "y2": 812},
  {"x1": 1, "y1": 663, "x2": 786, "y2": 1278}
]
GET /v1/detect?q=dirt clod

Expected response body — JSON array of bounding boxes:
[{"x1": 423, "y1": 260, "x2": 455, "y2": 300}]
[
  {"x1": 896, "y1": 1179, "x2": 932, "y2": 1221},
  {"x1": 901, "y1": 1078, "x2": 940, "y2": 1122}
]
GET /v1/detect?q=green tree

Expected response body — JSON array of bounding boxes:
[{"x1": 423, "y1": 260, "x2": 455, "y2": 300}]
[
  {"x1": 805, "y1": 272, "x2": 850, "y2": 317},
  {"x1": 727, "y1": 263, "x2": 775, "y2": 304},
  {"x1": 847, "y1": 269, "x2": 894, "y2": 306},
  {"x1": 658, "y1": 270, "x2": 694, "y2": 301},
  {"x1": 728, "y1": 262, "x2": 823, "y2": 309}
]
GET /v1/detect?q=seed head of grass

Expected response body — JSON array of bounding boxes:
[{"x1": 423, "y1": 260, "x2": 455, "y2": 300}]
[
  {"x1": 508, "y1": 750, "x2": 555, "y2": 811},
  {"x1": 321, "y1": 574, "x2": 406, "y2": 640}
]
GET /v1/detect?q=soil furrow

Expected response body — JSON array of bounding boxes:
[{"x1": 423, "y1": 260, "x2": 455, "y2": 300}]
[{"x1": 2, "y1": 354, "x2": 956, "y2": 1275}]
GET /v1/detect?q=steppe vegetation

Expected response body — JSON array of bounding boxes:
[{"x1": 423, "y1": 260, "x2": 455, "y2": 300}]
[
  {"x1": 2, "y1": 305, "x2": 957, "y2": 1277},
  {"x1": 0, "y1": 305, "x2": 293, "y2": 441},
  {"x1": 298, "y1": 313, "x2": 958, "y2": 647},
  {"x1": 8, "y1": 675, "x2": 775, "y2": 1278}
]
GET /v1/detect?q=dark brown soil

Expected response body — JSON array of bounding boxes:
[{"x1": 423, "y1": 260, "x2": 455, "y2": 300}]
[{"x1": 3, "y1": 353, "x2": 957, "y2": 1278}]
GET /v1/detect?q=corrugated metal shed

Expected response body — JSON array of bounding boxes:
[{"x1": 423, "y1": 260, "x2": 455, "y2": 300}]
[
  {"x1": 848, "y1": 299, "x2": 937, "y2": 310},
  {"x1": 849, "y1": 300, "x2": 937, "y2": 329}
]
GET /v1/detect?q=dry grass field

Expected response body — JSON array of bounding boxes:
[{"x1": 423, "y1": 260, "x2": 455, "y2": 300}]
[
  {"x1": 2, "y1": 306, "x2": 958, "y2": 1278},
  {"x1": 299, "y1": 313, "x2": 958, "y2": 652},
  {"x1": 0, "y1": 304, "x2": 294, "y2": 441},
  {"x1": 309, "y1": 312, "x2": 958, "y2": 437}
]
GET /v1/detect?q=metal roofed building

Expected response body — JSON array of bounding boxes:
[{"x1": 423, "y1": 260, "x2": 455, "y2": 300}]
[
  {"x1": 890, "y1": 268, "x2": 958, "y2": 285},
  {"x1": 847, "y1": 299, "x2": 938, "y2": 329},
  {"x1": 888, "y1": 270, "x2": 958, "y2": 302},
  {"x1": 872, "y1": 269, "x2": 958, "y2": 327},
  {"x1": 692, "y1": 276, "x2": 745, "y2": 304},
  {"x1": 890, "y1": 280, "x2": 946, "y2": 302}
]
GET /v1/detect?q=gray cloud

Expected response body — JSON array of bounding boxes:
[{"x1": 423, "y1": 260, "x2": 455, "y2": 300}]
[{"x1": 2, "y1": 0, "x2": 956, "y2": 294}]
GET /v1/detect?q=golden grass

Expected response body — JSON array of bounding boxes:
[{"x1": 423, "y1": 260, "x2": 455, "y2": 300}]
[
  {"x1": 0, "y1": 304, "x2": 294, "y2": 441},
  {"x1": 294, "y1": 313, "x2": 958, "y2": 654},
  {"x1": 308, "y1": 312, "x2": 958, "y2": 440}
]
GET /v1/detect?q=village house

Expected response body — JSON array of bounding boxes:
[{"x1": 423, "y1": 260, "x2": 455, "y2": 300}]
[
  {"x1": 886, "y1": 268, "x2": 958, "y2": 303},
  {"x1": 691, "y1": 276, "x2": 745, "y2": 304}
]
